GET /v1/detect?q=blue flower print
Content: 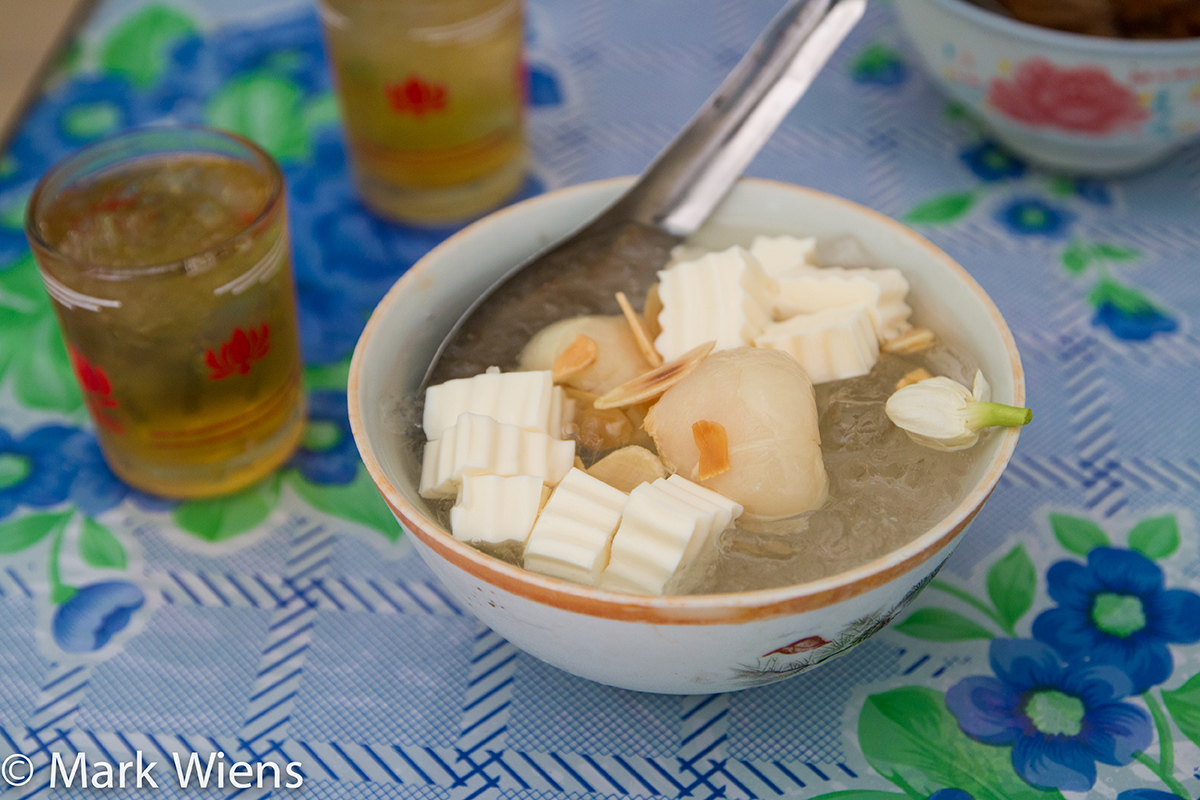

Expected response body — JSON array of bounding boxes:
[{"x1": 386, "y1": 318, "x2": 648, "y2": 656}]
[
  {"x1": 528, "y1": 65, "x2": 564, "y2": 106},
  {"x1": 1093, "y1": 302, "x2": 1178, "y2": 342},
  {"x1": 1073, "y1": 178, "x2": 1112, "y2": 206},
  {"x1": 1116, "y1": 791, "x2": 1180, "y2": 800},
  {"x1": 997, "y1": 197, "x2": 1075, "y2": 237},
  {"x1": 58, "y1": 431, "x2": 176, "y2": 515},
  {"x1": 1, "y1": 75, "x2": 145, "y2": 195},
  {"x1": 18, "y1": 75, "x2": 143, "y2": 150},
  {"x1": 150, "y1": 9, "x2": 329, "y2": 120},
  {"x1": 0, "y1": 425, "x2": 173, "y2": 522},
  {"x1": 207, "y1": 9, "x2": 330, "y2": 96},
  {"x1": 851, "y1": 43, "x2": 907, "y2": 86},
  {"x1": 53, "y1": 581, "x2": 145, "y2": 652},
  {"x1": 946, "y1": 638, "x2": 1151, "y2": 792},
  {"x1": 145, "y1": 35, "x2": 219, "y2": 122},
  {"x1": 928, "y1": 791, "x2": 973, "y2": 800},
  {"x1": 289, "y1": 390, "x2": 359, "y2": 485},
  {"x1": 285, "y1": 128, "x2": 545, "y2": 366},
  {"x1": 0, "y1": 426, "x2": 78, "y2": 519},
  {"x1": 960, "y1": 141, "x2": 1027, "y2": 182},
  {"x1": 295, "y1": 276, "x2": 372, "y2": 366},
  {"x1": 1032, "y1": 547, "x2": 1200, "y2": 692}
]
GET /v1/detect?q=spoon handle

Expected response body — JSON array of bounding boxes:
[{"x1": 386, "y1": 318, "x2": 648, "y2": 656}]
[{"x1": 600, "y1": 0, "x2": 867, "y2": 237}]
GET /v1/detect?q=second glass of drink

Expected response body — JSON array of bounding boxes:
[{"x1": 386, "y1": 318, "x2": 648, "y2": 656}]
[{"x1": 318, "y1": 0, "x2": 527, "y2": 225}]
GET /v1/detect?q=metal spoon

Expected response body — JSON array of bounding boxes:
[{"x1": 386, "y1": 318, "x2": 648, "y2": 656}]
[{"x1": 426, "y1": 0, "x2": 867, "y2": 386}]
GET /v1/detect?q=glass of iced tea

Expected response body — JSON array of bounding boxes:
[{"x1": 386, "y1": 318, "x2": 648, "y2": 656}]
[
  {"x1": 318, "y1": 0, "x2": 527, "y2": 224},
  {"x1": 25, "y1": 127, "x2": 306, "y2": 499}
]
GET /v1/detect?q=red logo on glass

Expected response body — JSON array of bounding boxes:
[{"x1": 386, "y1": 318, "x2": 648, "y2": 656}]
[
  {"x1": 385, "y1": 75, "x2": 448, "y2": 117},
  {"x1": 69, "y1": 345, "x2": 123, "y2": 434},
  {"x1": 206, "y1": 324, "x2": 270, "y2": 380}
]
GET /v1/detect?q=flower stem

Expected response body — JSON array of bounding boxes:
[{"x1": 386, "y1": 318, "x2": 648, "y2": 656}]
[
  {"x1": 1140, "y1": 691, "x2": 1184, "y2": 796},
  {"x1": 883, "y1": 769, "x2": 923, "y2": 800},
  {"x1": 1132, "y1": 752, "x2": 1189, "y2": 799},
  {"x1": 47, "y1": 514, "x2": 77, "y2": 605},
  {"x1": 929, "y1": 579, "x2": 1013, "y2": 636},
  {"x1": 1146, "y1": 692, "x2": 1174, "y2": 776},
  {"x1": 968, "y1": 402, "x2": 1032, "y2": 429}
]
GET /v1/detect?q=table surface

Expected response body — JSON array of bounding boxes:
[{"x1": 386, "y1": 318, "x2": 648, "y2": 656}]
[
  {"x1": 2, "y1": 1, "x2": 1200, "y2": 798},
  {"x1": 0, "y1": 0, "x2": 93, "y2": 145}
]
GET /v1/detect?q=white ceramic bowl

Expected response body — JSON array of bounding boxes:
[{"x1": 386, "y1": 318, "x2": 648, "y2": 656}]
[
  {"x1": 349, "y1": 178, "x2": 1025, "y2": 694},
  {"x1": 896, "y1": 0, "x2": 1200, "y2": 174}
]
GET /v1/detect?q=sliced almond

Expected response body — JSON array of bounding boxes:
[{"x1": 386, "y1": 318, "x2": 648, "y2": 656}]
[
  {"x1": 552, "y1": 334, "x2": 598, "y2": 381},
  {"x1": 895, "y1": 367, "x2": 933, "y2": 391},
  {"x1": 643, "y1": 284, "x2": 663, "y2": 340},
  {"x1": 692, "y1": 420, "x2": 731, "y2": 479},
  {"x1": 586, "y1": 445, "x2": 668, "y2": 493},
  {"x1": 594, "y1": 341, "x2": 716, "y2": 409},
  {"x1": 616, "y1": 291, "x2": 663, "y2": 367},
  {"x1": 882, "y1": 328, "x2": 936, "y2": 355}
]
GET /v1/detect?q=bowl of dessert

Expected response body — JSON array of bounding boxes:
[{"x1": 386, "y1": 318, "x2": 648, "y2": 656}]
[
  {"x1": 348, "y1": 177, "x2": 1029, "y2": 694},
  {"x1": 896, "y1": 0, "x2": 1200, "y2": 174}
]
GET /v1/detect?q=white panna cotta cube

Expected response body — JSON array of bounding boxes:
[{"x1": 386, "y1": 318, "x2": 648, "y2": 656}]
[
  {"x1": 749, "y1": 234, "x2": 818, "y2": 277},
  {"x1": 601, "y1": 475, "x2": 743, "y2": 595},
  {"x1": 523, "y1": 468, "x2": 628, "y2": 586},
  {"x1": 423, "y1": 369, "x2": 564, "y2": 440},
  {"x1": 754, "y1": 305, "x2": 879, "y2": 384},
  {"x1": 654, "y1": 246, "x2": 776, "y2": 361},
  {"x1": 450, "y1": 475, "x2": 549, "y2": 546},
  {"x1": 774, "y1": 266, "x2": 912, "y2": 342},
  {"x1": 419, "y1": 413, "x2": 575, "y2": 499}
]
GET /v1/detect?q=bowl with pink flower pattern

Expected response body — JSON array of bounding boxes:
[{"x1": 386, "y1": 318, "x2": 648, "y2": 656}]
[{"x1": 896, "y1": 0, "x2": 1200, "y2": 174}]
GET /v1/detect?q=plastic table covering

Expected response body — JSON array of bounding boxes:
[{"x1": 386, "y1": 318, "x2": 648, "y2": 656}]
[{"x1": 2, "y1": 1, "x2": 1200, "y2": 798}]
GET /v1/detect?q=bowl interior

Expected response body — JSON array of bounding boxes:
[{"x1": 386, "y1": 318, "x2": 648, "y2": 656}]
[{"x1": 351, "y1": 177, "x2": 1024, "y2": 605}]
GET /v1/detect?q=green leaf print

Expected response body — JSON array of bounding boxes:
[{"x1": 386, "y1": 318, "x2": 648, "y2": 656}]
[
  {"x1": 1048, "y1": 176, "x2": 1076, "y2": 198},
  {"x1": 173, "y1": 473, "x2": 282, "y2": 542},
  {"x1": 62, "y1": 102, "x2": 123, "y2": 141},
  {"x1": 1060, "y1": 241, "x2": 1091, "y2": 275},
  {"x1": 78, "y1": 517, "x2": 127, "y2": 570},
  {"x1": 894, "y1": 608, "x2": 994, "y2": 642},
  {"x1": 903, "y1": 192, "x2": 976, "y2": 226},
  {"x1": 1088, "y1": 278, "x2": 1160, "y2": 316},
  {"x1": 1094, "y1": 243, "x2": 1140, "y2": 261},
  {"x1": 14, "y1": 314, "x2": 82, "y2": 413},
  {"x1": 986, "y1": 544, "x2": 1036, "y2": 633},
  {"x1": 286, "y1": 467, "x2": 401, "y2": 542},
  {"x1": 207, "y1": 74, "x2": 310, "y2": 163},
  {"x1": 1127, "y1": 515, "x2": 1179, "y2": 560},
  {"x1": 0, "y1": 254, "x2": 84, "y2": 413},
  {"x1": 302, "y1": 92, "x2": 341, "y2": 135},
  {"x1": 303, "y1": 358, "x2": 351, "y2": 391},
  {"x1": 0, "y1": 192, "x2": 28, "y2": 229},
  {"x1": 1048, "y1": 513, "x2": 1109, "y2": 555},
  {"x1": 1163, "y1": 673, "x2": 1200, "y2": 751},
  {"x1": 99, "y1": 5, "x2": 197, "y2": 87},
  {"x1": 0, "y1": 254, "x2": 51, "y2": 324},
  {"x1": 808, "y1": 793, "x2": 908, "y2": 800},
  {"x1": 859, "y1": 687, "x2": 1064, "y2": 800},
  {"x1": 0, "y1": 511, "x2": 73, "y2": 555},
  {"x1": 850, "y1": 43, "x2": 903, "y2": 83},
  {"x1": 0, "y1": 323, "x2": 29, "y2": 382}
]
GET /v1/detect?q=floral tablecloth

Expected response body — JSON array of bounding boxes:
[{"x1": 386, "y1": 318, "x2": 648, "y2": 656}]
[{"x1": 2, "y1": 1, "x2": 1200, "y2": 798}]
